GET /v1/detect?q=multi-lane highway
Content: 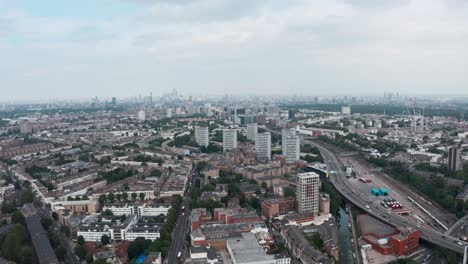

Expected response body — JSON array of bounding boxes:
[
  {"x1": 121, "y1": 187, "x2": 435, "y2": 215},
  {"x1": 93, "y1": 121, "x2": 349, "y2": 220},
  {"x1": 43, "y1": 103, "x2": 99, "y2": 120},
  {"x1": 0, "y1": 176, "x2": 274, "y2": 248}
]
[
  {"x1": 264, "y1": 128, "x2": 466, "y2": 254},
  {"x1": 306, "y1": 138, "x2": 466, "y2": 254}
]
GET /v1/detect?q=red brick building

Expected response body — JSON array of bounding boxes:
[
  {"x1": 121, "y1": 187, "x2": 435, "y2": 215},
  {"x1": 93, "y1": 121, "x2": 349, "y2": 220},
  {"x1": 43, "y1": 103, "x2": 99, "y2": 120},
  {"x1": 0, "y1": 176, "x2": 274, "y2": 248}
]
[
  {"x1": 389, "y1": 228, "x2": 421, "y2": 256},
  {"x1": 261, "y1": 198, "x2": 296, "y2": 219},
  {"x1": 214, "y1": 208, "x2": 261, "y2": 224},
  {"x1": 357, "y1": 214, "x2": 421, "y2": 256},
  {"x1": 190, "y1": 208, "x2": 213, "y2": 231}
]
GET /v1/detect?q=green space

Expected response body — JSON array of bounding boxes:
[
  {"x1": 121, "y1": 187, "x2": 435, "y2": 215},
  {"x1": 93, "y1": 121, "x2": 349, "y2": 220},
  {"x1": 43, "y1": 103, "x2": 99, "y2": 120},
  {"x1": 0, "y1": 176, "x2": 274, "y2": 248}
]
[
  {"x1": 306, "y1": 233, "x2": 324, "y2": 250},
  {"x1": 99, "y1": 168, "x2": 137, "y2": 183}
]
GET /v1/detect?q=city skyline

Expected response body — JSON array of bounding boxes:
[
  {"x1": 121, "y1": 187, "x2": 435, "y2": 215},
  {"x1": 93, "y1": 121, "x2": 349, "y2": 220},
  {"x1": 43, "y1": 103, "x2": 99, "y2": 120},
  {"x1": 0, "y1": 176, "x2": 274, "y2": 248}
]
[{"x1": 1, "y1": 0, "x2": 468, "y2": 101}]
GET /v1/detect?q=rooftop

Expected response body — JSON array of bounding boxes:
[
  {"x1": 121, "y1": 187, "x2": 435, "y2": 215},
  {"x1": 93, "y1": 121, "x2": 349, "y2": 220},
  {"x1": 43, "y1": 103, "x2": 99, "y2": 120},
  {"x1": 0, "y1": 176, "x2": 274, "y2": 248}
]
[
  {"x1": 227, "y1": 233, "x2": 275, "y2": 264},
  {"x1": 357, "y1": 214, "x2": 397, "y2": 238}
]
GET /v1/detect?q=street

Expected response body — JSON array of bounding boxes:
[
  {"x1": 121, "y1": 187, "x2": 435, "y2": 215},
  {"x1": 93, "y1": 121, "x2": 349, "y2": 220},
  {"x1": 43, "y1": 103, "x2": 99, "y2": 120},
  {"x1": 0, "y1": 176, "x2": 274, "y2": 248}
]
[{"x1": 166, "y1": 167, "x2": 198, "y2": 263}]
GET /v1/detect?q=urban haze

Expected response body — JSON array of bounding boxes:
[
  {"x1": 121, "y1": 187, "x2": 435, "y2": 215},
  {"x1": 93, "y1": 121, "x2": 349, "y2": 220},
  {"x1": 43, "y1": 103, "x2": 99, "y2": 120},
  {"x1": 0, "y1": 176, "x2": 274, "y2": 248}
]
[{"x1": 1, "y1": 1, "x2": 468, "y2": 264}]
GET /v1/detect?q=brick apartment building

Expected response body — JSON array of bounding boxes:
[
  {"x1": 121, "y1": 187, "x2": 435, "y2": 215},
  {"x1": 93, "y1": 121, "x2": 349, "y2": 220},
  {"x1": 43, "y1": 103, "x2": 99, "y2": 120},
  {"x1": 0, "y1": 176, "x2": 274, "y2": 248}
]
[{"x1": 261, "y1": 197, "x2": 296, "y2": 219}]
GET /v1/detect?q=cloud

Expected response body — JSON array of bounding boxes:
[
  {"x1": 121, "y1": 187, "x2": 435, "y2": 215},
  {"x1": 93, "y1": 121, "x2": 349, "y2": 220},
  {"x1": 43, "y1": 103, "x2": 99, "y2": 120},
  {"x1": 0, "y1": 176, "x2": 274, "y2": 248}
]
[{"x1": 1, "y1": 0, "x2": 468, "y2": 101}]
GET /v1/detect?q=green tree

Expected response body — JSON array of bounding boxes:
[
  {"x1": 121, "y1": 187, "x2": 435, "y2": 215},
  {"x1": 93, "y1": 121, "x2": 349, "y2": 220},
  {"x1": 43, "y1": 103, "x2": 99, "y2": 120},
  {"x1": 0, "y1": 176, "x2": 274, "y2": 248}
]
[
  {"x1": 2, "y1": 224, "x2": 27, "y2": 261},
  {"x1": 139, "y1": 192, "x2": 145, "y2": 201},
  {"x1": 11, "y1": 211, "x2": 25, "y2": 225},
  {"x1": 20, "y1": 186, "x2": 36, "y2": 204},
  {"x1": 249, "y1": 197, "x2": 261, "y2": 211},
  {"x1": 122, "y1": 192, "x2": 128, "y2": 201},
  {"x1": 101, "y1": 234, "x2": 110, "y2": 245},
  {"x1": 1, "y1": 201, "x2": 16, "y2": 214},
  {"x1": 74, "y1": 245, "x2": 86, "y2": 260},
  {"x1": 150, "y1": 169, "x2": 162, "y2": 177},
  {"x1": 261, "y1": 181, "x2": 267, "y2": 189},
  {"x1": 98, "y1": 194, "x2": 107, "y2": 204},
  {"x1": 116, "y1": 193, "x2": 122, "y2": 201},
  {"x1": 60, "y1": 225, "x2": 71, "y2": 237},
  {"x1": 102, "y1": 209, "x2": 114, "y2": 216},
  {"x1": 127, "y1": 238, "x2": 146, "y2": 259},
  {"x1": 55, "y1": 246, "x2": 67, "y2": 260},
  {"x1": 283, "y1": 187, "x2": 296, "y2": 198},
  {"x1": 40, "y1": 217, "x2": 53, "y2": 230},
  {"x1": 306, "y1": 234, "x2": 324, "y2": 250},
  {"x1": 195, "y1": 161, "x2": 208, "y2": 173},
  {"x1": 77, "y1": 235, "x2": 85, "y2": 246},
  {"x1": 107, "y1": 192, "x2": 115, "y2": 203},
  {"x1": 52, "y1": 211, "x2": 59, "y2": 220},
  {"x1": 131, "y1": 192, "x2": 138, "y2": 201},
  {"x1": 85, "y1": 253, "x2": 94, "y2": 264},
  {"x1": 19, "y1": 246, "x2": 33, "y2": 264}
]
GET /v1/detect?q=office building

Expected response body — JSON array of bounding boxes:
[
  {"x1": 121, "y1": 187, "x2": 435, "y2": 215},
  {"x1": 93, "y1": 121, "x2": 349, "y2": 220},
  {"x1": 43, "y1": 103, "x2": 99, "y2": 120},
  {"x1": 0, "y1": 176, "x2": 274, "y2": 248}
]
[
  {"x1": 341, "y1": 106, "x2": 351, "y2": 115},
  {"x1": 448, "y1": 147, "x2": 463, "y2": 172},
  {"x1": 195, "y1": 126, "x2": 209, "y2": 147},
  {"x1": 111, "y1": 97, "x2": 117, "y2": 106},
  {"x1": 166, "y1": 108, "x2": 172, "y2": 118},
  {"x1": 283, "y1": 133, "x2": 300, "y2": 164},
  {"x1": 255, "y1": 132, "x2": 271, "y2": 160},
  {"x1": 246, "y1": 123, "x2": 258, "y2": 141},
  {"x1": 223, "y1": 129, "x2": 237, "y2": 152},
  {"x1": 296, "y1": 172, "x2": 320, "y2": 215}
]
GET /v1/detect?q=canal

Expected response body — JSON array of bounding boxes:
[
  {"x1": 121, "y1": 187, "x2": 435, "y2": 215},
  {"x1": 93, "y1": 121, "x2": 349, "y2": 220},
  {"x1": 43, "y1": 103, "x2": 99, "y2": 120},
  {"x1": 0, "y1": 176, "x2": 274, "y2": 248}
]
[{"x1": 337, "y1": 207, "x2": 354, "y2": 263}]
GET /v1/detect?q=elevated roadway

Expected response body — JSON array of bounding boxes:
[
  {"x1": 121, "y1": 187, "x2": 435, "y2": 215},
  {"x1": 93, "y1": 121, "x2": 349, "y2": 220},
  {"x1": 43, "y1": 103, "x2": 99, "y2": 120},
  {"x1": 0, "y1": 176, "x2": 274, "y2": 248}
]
[{"x1": 265, "y1": 128, "x2": 466, "y2": 254}]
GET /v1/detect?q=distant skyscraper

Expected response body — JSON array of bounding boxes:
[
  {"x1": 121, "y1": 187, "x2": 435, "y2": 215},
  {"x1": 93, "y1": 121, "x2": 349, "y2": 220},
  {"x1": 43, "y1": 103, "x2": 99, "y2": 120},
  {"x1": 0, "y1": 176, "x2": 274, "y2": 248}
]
[
  {"x1": 255, "y1": 132, "x2": 271, "y2": 160},
  {"x1": 223, "y1": 129, "x2": 237, "y2": 152},
  {"x1": 448, "y1": 147, "x2": 463, "y2": 172},
  {"x1": 297, "y1": 172, "x2": 320, "y2": 215},
  {"x1": 246, "y1": 123, "x2": 258, "y2": 141},
  {"x1": 341, "y1": 106, "x2": 351, "y2": 115},
  {"x1": 283, "y1": 135, "x2": 300, "y2": 163},
  {"x1": 112, "y1": 97, "x2": 117, "y2": 106},
  {"x1": 195, "y1": 126, "x2": 209, "y2": 147},
  {"x1": 138, "y1": 110, "x2": 146, "y2": 121},
  {"x1": 166, "y1": 108, "x2": 172, "y2": 118}
]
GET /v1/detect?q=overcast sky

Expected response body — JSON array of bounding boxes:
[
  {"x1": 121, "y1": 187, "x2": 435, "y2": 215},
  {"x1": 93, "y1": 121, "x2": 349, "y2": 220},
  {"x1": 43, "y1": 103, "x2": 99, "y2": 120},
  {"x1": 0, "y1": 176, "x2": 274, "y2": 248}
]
[{"x1": 1, "y1": 0, "x2": 468, "y2": 101}]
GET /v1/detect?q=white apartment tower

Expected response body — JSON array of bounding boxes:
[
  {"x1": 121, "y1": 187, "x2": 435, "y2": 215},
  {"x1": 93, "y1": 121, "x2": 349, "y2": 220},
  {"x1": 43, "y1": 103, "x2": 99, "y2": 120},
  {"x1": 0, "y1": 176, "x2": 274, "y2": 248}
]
[
  {"x1": 246, "y1": 123, "x2": 258, "y2": 141},
  {"x1": 138, "y1": 110, "x2": 146, "y2": 121},
  {"x1": 281, "y1": 128, "x2": 296, "y2": 149},
  {"x1": 448, "y1": 147, "x2": 463, "y2": 172},
  {"x1": 341, "y1": 106, "x2": 351, "y2": 115},
  {"x1": 283, "y1": 135, "x2": 300, "y2": 163},
  {"x1": 195, "y1": 126, "x2": 209, "y2": 147},
  {"x1": 255, "y1": 132, "x2": 271, "y2": 160},
  {"x1": 297, "y1": 172, "x2": 320, "y2": 215},
  {"x1": 223, "y1": 129, "x2": 238, "y2": 152}
]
